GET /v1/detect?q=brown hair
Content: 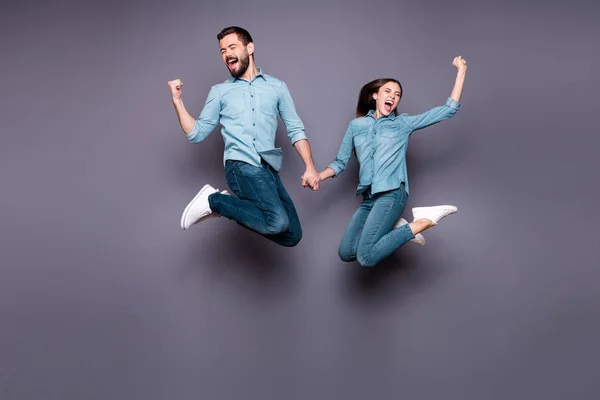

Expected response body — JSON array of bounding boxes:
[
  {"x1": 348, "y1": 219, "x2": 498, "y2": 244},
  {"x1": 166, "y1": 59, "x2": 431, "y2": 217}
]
[
  {"x1": 217, "y1": 26, "x2": 253, "y2": 45},
  {"x1": 356, "y1": 78, "x2": 403, "y2": 117}
]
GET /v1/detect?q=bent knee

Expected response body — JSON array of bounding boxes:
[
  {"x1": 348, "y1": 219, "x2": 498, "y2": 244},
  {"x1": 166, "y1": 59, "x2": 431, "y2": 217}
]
[
  {"x1": 264, "y1": 213, "x2": 290, "y2": 235},
  {"x1": 282, "y1": 230, "x2": 302, "y2": 247},
  {"x1": 338, "y1": 246, "x2": 356, "y2": 263},
  {"x1": 290, "y1": 227, "x2": 303, "y2": 246},
  {"x1": 356, "y1": 249, "x2": 376, "y2": 268}
]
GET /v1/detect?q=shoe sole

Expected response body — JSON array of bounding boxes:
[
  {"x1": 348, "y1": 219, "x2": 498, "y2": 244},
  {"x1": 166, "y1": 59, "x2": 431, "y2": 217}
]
[
  {"x1": 412, "y1": 205, "x2": 458, "y2": 213},
  {"x1": 181, "y1": 184, "x2": 213, "y2": 230}
]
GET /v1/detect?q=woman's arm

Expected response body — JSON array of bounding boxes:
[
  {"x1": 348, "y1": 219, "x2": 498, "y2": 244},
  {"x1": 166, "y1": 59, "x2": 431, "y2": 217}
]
[
  {"x1": 450, "y1": 56, "x2": 467, "y2": 102},
  {"x1": 401, "y1": 56, "x2": 467, "y2": 132},
  {"x1": 319, "y1": 167, "x2": 336, "y2": 182},
  {"x1": 319, "y1": 123, "x2": 354, "y2": 184}
]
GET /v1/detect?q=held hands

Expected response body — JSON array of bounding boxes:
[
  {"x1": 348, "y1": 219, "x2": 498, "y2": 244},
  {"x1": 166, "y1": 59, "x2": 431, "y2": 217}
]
[
  {"x1": 168, "y1": 79, "x2": 183, "y2": 100},
  {"x1": 453, "y1": 56, "x2": 467, "y2": 73},
  {"x1": 301, "y1": 167, "x2": 321, "y2": 191}
]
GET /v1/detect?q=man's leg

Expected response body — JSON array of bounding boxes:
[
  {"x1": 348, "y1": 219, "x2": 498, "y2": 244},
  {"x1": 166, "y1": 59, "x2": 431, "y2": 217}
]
[
  {"x1": 208, "y1": 160, "x2": 291, "y2": 239},
  {"x1": 263, "y1": 166, "x2": 303, "y2": 247}
]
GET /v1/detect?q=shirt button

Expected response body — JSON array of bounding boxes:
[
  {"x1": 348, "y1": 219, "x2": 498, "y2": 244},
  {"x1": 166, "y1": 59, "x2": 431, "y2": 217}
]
[
  {"x1": 251, "y1": 95, "x2": 254, "y2": 97},
  {"x1": 253, "y1": 123, "x2": 255, "y2": 126},
  {"x1": 252, "y1": 108, "x2": 255, "y2": 111}
]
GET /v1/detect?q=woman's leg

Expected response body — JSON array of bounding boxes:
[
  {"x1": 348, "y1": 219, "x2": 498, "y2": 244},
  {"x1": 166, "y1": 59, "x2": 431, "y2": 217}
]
[
  {"x1": 338, "y1": 195, "x2": 373, "y2": 262},
  {"x1": 356, "y1": 187, "x2": 415, "y2": 267}
]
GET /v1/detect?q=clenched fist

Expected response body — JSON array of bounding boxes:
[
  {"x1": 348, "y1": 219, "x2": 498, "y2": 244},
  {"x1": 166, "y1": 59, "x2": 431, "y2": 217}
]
[
  {"x1": 453, "y1": 56, "x2": 467, "y2": 72},
  {"x1": 168, "y1": 79, "x2": 183, "y2": 100}
]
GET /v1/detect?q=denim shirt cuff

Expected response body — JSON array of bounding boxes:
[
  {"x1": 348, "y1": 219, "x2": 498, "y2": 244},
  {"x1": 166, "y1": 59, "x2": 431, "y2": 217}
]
[
  {"x1": 186, "y1": 126, "x2": 198, "y2": 142},
  {"x1": 445, "y1": 97, "x2": 461, "y2": 110},
  {"x1": 328, "y1": 163, "x2": 342, "y2": 177},
  {"x1": 289, "y1": 131, "x2": 308, "y2": 145}
]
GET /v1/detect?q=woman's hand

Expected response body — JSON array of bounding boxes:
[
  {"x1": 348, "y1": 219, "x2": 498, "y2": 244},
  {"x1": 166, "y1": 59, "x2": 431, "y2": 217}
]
[{"x1": 453, "y1": 56, "x2": 467, "y2": 73}]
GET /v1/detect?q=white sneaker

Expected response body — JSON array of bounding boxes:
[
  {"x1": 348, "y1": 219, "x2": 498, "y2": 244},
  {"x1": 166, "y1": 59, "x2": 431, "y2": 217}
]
[
  {"x1": 412, "y1": 205, "x2": 457, "y2": 226},
  {"x1": 393, "y1": 217, "x2": 426, "y2": 246},
  {"x1": 180, "y1": 184, "x2": 219, "y2": 230}
]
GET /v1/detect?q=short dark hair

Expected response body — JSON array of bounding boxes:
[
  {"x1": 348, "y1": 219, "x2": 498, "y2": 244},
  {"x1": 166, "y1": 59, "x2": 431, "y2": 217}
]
[
  {"x1": 217, "y1": 26, "x2": 253, "y2": 45},
  {"x1": 356, "y1": 78, "x2": 403, "y2": 117}
]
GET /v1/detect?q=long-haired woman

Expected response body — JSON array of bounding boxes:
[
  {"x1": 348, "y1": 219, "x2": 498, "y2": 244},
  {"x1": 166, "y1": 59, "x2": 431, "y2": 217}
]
[{"x1": 318, "y1": 56, "x2": 467, "y2": 267}]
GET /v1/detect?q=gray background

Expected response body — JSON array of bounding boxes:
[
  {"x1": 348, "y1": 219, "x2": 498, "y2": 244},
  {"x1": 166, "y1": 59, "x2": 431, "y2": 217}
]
[{"x1": 1, "y1": 0, "x2": 599, "y2": 399}]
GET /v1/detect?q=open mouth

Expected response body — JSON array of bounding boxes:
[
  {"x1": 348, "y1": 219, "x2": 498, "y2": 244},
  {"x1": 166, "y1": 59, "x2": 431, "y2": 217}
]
[
  {"x1": 227, "y1": 58, "x2": 239, "y2": 69},
  {"x1": 384, "y1": 99, "x2": 394, "y2": 113}
]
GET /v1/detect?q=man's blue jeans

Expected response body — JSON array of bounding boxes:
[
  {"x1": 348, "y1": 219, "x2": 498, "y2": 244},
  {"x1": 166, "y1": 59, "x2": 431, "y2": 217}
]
[
  {"x1": 338, "y1": 185, "x2": 415, "y2": 267},
  {"x1": 208, "y1": 160, "x2": 302, "y2": 247}
]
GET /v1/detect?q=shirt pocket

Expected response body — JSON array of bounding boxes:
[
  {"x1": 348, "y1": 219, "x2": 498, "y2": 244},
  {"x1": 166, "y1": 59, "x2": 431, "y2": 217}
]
[
  {"x1": 221, "y1": 91, "x2": 247, "y2": 116},
  {"x1": 353, "y1": 129, "x2": 370, "y2": 153},
  {"x1": 258, "y1": 92, "x2": 278, "y2": 116},
  {"x1": 379, "y1": 126, "x2": 399, "y2": 139}
]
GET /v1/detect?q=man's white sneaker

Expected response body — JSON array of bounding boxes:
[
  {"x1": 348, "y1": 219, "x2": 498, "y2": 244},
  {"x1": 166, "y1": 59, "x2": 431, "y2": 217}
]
[
  {"x1": 393, "y1": 217, "x2": 426, "y2": 246},
  {"x1": 180, "y1": 184, "x2": 219, "y2": 230},
  {"x1": 412, "y1": 205, "x2": 457, "y2": 226}
]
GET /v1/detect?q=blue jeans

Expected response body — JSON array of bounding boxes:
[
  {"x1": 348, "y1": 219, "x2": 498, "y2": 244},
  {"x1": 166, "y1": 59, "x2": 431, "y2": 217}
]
[
  {"x1": 207, "y1": 160, "x2": 302, "y2": 247},
  {"x1": 338, "y1": 185, "x2": 415, "y2": 267}
]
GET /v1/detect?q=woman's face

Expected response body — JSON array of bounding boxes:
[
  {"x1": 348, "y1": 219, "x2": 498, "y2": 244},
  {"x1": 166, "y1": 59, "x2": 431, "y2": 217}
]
[{"x1": 372, "y1": 81, "x2": 401, "y2": 117}]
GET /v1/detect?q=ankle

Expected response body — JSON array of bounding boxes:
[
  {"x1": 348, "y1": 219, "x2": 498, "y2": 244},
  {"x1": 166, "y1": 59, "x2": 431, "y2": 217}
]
[
  {"x1": 422, "y1": 218, "x2": 434, "y2": 228},
  {"x1": 410, "y1": 218, "x2": 433, "y2": 234}
]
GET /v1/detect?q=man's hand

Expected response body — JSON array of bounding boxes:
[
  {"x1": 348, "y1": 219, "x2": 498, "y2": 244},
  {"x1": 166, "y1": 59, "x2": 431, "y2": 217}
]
[
  {"x1": 168, "y1": 79, "x2": 184, "y2": 100},
  {"x1": 301, "y1": 167, "x2": 321, "y2": 191},
  {"x1": 452, "y1": 56, "x2": 467, "y2": 73}
]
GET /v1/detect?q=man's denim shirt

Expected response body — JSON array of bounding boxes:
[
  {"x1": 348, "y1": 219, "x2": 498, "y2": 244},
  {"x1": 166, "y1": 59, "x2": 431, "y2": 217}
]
[{"x1": 186, "y1": 68, "x2": 307, "y2": 172}]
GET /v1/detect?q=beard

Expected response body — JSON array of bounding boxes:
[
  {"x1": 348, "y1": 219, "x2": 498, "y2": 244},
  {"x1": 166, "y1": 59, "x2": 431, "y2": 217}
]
[{"x1": 226, "y1": 51, "x2": 250, "y2": 78}]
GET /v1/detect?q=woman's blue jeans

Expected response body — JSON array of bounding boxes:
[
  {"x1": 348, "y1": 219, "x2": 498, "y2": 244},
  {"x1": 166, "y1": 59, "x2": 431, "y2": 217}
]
[{"x1": 338, "y1": 185, "x2": 415, "y2": 267}]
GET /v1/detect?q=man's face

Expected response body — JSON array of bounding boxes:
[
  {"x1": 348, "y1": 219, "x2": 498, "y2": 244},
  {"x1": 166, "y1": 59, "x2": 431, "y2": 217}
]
[{"x1": 219, "y1": 33, "x2": 252, "y2": 78}]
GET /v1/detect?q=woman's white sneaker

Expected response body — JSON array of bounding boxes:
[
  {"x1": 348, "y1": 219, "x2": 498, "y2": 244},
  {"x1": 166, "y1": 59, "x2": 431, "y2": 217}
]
[{"x1": 412, "y1": 205, "x2": 457, "y2": 226}]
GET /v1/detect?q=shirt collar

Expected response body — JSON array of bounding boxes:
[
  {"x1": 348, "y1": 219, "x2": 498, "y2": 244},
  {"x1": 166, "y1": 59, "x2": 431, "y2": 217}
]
[
  {"x1": 366, "y1": 109, "x2": 398, "y2": 120},
  {"x1": 227, "y1": 67, "x2": 267, "y2": 83}
]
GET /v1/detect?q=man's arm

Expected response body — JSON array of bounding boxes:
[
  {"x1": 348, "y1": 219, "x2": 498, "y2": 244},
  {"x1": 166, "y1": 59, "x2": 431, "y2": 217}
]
[
  {"x1": 278, "y1": 81, "x2": 320, "y2": 190},
  {"x1": 293, "y1": 139, "x2": 320, "y2": 190},
  {"x1": 167, "y1": 79, "x2": 220, "y2": 143}
]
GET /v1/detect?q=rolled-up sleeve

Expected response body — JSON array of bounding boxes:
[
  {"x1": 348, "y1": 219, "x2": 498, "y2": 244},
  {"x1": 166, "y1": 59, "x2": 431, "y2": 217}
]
[
  {"x1": 278, "y1": 81, "x2": 308, "y2": 145},
  {"x1": 402, "y1": 97, "x2": 461, "y2": 132},
  {"x1": 186, "y1": 86, "x2": 220, "y2": 143},
  {"x1": 327, "y1": 123, "x2": 354, "y2": 177}
]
